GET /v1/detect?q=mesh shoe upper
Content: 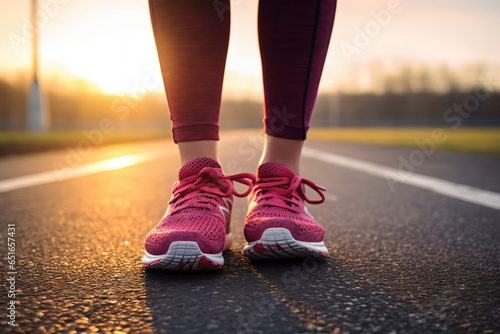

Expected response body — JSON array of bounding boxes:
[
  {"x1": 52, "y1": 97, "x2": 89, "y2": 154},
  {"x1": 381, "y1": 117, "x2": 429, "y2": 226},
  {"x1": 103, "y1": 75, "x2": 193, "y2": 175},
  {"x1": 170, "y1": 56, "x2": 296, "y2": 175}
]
[
  {"x1": 244, "y1": 162, "x2": 327, "y2": 243},
  {"x1": 145, "y1": 157, "x2": 255, "y2": 255}
]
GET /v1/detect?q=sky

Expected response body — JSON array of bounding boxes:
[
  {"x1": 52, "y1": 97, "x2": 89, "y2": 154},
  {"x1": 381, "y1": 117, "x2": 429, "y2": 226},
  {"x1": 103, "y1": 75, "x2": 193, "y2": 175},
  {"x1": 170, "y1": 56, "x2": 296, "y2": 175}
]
[{"x1": 1, "y1": 0, "x2": 499, "y2": 99}]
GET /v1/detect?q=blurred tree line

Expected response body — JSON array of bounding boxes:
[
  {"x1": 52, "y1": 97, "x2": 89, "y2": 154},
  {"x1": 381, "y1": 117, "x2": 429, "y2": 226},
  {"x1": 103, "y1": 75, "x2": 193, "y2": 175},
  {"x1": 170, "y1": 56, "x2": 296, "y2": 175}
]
[
  {"x1": 1, "y1": 63, "x2": 499, "y2": 129},
  {"x1": 0, "y1": 75, "x2": 169, "y2": 129},
  {"x1": 221, "y1": 62, "x2": 500, "y2": 127}
]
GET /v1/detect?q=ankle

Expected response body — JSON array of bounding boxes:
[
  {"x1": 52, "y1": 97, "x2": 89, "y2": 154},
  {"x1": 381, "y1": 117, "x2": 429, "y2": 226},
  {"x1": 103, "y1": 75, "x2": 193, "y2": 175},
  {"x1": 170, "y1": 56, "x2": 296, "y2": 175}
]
[
  {"x1": 260, "y1": 159, "x2": 300, "y2": 175},
  {"x1": 178, "y1": 140, "x2": 219, "y2": 165},
  {"x1": 259, "y1": 135, "x2": 303, "y2": 174}
]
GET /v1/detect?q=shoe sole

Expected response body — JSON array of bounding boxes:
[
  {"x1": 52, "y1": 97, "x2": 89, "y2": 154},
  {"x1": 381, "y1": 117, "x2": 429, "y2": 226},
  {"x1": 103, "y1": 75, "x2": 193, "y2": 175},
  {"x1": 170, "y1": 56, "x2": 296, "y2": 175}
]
[
  {"x1": 142, "y1": 241, "x2": 224, "y2": 271},
  {"x1": 243, "y1": 228, "x2": 329, "y2": 260}
]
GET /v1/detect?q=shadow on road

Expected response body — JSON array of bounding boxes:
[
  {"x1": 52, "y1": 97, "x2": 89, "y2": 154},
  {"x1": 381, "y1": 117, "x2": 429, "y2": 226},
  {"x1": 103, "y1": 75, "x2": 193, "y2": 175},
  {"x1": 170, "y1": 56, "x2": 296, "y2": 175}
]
[{"x1": 143, "y1": 249, "x2": 463, "y2": 334}]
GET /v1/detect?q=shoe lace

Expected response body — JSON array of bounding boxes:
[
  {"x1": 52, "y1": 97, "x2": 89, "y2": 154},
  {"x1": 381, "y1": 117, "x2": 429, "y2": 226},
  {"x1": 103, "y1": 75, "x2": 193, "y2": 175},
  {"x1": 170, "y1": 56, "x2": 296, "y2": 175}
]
[
  {"x1": 253, "y1": 175, "x2": 326, "y2": 213},
  {"x1": 170, "y1": 167, "x2": 256, "y2": 215}
]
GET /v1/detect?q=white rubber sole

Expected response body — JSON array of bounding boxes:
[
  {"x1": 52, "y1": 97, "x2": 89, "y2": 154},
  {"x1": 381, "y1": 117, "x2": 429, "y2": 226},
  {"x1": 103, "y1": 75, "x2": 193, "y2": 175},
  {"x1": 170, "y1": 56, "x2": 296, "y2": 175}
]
[
  {"x1": 243, "y1": 228, "x2": 329, "y2": 260},
  {"x1": 142, "y1": 241, "x2": 224, "y2": 271}
]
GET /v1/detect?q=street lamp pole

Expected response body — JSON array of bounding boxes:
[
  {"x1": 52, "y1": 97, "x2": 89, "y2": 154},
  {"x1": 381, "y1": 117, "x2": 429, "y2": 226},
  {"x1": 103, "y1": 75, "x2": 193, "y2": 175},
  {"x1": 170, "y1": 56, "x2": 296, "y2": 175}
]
[
  {"x1": 27, "y1": 0, "x2": 49, "y2": 132},
  {"x1": 32, "y1": 0, "x2": 39, "y2": 82}
]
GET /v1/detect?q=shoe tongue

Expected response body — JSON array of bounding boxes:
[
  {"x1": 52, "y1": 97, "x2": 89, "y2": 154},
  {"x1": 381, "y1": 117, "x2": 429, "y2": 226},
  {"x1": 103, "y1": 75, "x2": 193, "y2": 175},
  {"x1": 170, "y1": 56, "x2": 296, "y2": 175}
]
[
  {"x1": 257, "y1": 162, "x2": 297, "y2": 179},
  {"x1": 179, "y1": 157, "x2": 222, "y2": 180}
]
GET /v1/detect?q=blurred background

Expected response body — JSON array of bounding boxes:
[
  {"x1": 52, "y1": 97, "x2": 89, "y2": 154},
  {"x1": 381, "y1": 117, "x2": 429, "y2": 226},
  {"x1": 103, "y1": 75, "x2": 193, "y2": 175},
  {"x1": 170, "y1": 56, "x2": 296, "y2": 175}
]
[{"x1": 0, "y1": 0, "x2": 499, "y2": 154}]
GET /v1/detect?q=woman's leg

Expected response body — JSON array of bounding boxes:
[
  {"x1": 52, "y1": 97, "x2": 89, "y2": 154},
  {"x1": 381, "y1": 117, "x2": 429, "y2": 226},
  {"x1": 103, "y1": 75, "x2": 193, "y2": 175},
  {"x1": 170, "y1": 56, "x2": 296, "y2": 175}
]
[
  {"x1": 148, "y1": 0, "x2": 230, "y2": 163},
  {"x1": 143, "y1": 1, "x2": 251, "y2": 271},
  {"x1": 243, "y1": 0, "x2": 337, "y2": 260},
  {"x1": 258, "y1": 0, "x2": 337, "y2": 173}
]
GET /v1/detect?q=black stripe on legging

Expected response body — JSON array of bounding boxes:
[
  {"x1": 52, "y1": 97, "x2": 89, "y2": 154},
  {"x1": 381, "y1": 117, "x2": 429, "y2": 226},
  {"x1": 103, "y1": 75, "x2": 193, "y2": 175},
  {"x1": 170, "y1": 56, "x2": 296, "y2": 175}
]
[{"x1": 300, "y1": 0, "x2": 321, "y2": 139}]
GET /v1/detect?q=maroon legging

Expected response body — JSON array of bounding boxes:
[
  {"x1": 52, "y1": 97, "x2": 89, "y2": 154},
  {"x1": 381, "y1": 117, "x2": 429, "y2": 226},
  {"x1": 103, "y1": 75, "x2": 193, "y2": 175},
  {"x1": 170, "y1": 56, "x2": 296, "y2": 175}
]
[{"x1": 149, "y1": 0, "x2": 337, "y2": 142}]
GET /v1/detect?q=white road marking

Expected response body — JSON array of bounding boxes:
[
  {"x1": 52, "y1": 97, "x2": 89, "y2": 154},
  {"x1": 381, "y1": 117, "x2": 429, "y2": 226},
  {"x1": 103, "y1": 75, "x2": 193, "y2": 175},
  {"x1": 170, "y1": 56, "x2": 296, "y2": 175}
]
[
  {"x1": 0, "y1": 150, "x2": 169, "y2": 194},
  {"x1": 303, "y1": 147, "x2": 500, "y2": 211},
  {"x1": 2, "y1": 146, "x2": 499, "y2": 212}
]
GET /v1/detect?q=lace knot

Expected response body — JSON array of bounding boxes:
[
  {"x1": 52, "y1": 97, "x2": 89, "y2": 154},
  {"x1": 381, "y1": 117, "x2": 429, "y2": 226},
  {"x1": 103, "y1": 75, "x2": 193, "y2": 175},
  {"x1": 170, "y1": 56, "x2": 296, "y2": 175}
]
[
  {"x1": 254, "y1": 175, "x2": 326, "y2": 211},
  {"x1": 169, "y1": 168, "x2": 256, "y2": 215}
]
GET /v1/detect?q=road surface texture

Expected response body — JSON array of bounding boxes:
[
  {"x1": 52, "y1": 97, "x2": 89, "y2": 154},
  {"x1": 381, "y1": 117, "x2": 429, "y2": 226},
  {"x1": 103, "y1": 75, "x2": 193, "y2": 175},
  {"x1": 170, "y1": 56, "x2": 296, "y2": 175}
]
[{"x1": 1, "y1": 130, "x2": 499, "y2": 334}]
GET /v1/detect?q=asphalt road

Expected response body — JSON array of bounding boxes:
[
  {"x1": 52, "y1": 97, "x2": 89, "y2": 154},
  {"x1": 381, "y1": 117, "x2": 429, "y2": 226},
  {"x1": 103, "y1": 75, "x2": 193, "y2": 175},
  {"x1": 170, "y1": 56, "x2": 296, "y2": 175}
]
[{"x1": 0, "y1": 130, "x2": 499, "y2": 334}]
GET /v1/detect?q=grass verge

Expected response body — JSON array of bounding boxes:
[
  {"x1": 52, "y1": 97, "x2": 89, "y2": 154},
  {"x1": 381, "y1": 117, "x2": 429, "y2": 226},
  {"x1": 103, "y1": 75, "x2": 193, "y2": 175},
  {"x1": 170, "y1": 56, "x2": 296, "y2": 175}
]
[
  {"x1": 1, "y1": 127, "x2": 499, "y2": 156},
  {"x1": 0, "y1": 130, "x2": 170, "y2": 156},
  {"x1": 307, "y1": 127, "x2": 500, "y2": 155}
]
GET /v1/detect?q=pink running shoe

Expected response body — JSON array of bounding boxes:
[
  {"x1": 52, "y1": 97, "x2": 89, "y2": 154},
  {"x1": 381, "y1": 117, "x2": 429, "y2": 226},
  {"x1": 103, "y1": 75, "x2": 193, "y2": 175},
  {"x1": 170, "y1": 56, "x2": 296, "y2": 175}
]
[
  {"x1": 244, "y1": 162, "x2": 329, "y2": 259},
  {"x1": 142, "y1": 157, "x2": 255, "y2": 271}
]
